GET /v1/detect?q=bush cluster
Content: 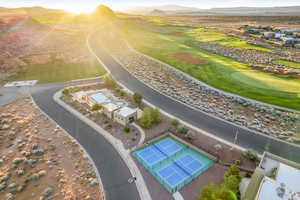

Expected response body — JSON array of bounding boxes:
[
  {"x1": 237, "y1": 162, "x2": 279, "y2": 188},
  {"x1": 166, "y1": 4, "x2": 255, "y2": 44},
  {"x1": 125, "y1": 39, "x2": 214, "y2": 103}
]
[
  {"x1": 139, "y1": 107, "x2": 161, "y2": 129},
  {"x1": 198, "y1": 165, "x2": 241, "y2": 200}
]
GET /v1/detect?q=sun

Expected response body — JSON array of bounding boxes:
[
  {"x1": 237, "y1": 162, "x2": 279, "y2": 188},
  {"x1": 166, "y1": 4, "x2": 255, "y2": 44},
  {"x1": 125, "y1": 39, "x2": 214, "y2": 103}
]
[{"x1": 66, "y1": 5, "x2": 95, "y2": 14}]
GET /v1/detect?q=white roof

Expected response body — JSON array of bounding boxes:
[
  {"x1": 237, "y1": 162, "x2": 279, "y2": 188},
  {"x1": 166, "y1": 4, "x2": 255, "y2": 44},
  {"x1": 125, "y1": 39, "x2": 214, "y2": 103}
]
[
  {"x1": 116, "y1": 106, "x2": 136, "y2": 117},
  {"x1": 257, "y1": 163, "x2": 300, "y2": 200},
  {"x1": 89, "y1": 92, "x2": 110, "y2": 104},
  {"x1": 103, "y1": 103, "x2": 120, "y2": 112}
]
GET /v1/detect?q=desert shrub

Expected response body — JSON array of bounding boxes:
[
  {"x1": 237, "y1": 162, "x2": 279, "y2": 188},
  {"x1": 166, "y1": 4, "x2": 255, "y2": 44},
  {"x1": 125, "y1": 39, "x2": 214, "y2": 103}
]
[
  {"x1": 124, "y1": 126, "x2": 130, "y2": 133},
  {"x1": 92, "y1": 103, "x2": 102, "y2": 111},
  {"x1": 245, "y1": 172, "x2": 253, "y2": 178},
  {"x1": 243, "y1": 149, "x2": 259, "y2": 162},
  {"x1": 171, "y1": 119, "x2": 179, "y2": 127},
  {"x1": 116, "y1": 88, "x2": 126, "y2": 97},
  {"x1": 234, "y1": 160, "x2": 241, "y2": 166},
  {"x1": 62, "y1": 88, "x2": 70, "y2": 96},
  {"x1": 178, "y1": 126, "x2": 189, "y2": 135}
]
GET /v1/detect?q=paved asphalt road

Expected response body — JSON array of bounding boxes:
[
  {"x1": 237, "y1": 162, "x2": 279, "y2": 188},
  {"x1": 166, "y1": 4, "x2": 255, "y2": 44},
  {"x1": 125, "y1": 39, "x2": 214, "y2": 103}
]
[
  {"x1": 89, "y1": 31, "x2": 300, "y2": 163},
  {"x1": 32, "y1": 86, "x2": 140, "y2": 200}
]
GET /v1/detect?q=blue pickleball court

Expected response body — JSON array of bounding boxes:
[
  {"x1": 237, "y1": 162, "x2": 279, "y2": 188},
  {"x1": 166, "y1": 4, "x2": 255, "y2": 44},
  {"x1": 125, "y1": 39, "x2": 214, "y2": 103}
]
[{"x1": 133, "y1": 136, "x2": 214, "y2": 193}]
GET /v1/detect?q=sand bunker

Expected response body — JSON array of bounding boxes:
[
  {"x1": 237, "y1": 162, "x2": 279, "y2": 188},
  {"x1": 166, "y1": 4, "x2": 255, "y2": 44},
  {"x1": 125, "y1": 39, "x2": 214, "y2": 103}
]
[{"x1": 173, "y1": 53, "x2": 208, "y2": 65}]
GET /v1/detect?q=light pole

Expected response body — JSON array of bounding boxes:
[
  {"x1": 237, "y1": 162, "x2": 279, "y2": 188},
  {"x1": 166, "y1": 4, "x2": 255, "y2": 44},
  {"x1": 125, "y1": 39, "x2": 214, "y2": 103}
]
[{"x1": 230, "y1": 129, "x2": 239, "y2": 151}]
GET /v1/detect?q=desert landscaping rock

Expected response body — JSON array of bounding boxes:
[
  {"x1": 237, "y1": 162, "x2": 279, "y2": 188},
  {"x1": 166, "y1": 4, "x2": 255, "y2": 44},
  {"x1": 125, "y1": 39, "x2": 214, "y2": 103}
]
[
  {"x1": 0, "y1": 98, "x2": 103, "y2": 200},
  {"x1": 43, "y1": 187, "x2": 53, "y2": 197},
  {"x1": 5, "y1": 193, "x2": 15, "y2": 200}
]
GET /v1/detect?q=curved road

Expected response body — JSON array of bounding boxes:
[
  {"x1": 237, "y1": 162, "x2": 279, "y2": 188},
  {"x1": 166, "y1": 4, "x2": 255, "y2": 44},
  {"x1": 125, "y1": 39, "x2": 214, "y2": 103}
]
[
  {"x1": 32, "y1": 86, "x2": 140, "y2": 200},
  {"x1": 89, "y1": 31, "x2": 300, "y2": 163}
]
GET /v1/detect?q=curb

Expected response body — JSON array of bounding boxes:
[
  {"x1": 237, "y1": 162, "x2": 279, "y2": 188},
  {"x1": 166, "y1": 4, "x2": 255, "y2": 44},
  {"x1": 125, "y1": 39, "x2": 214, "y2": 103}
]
[
  {"x1": 132, "y1": 123, "x2": 146, "y2": 149},
  {"x1": 54, "y1": 91, "x2": 152, "y2": 200},
  {"x1": 30, "y1": 95, "x2": 106, "y2": 200}
]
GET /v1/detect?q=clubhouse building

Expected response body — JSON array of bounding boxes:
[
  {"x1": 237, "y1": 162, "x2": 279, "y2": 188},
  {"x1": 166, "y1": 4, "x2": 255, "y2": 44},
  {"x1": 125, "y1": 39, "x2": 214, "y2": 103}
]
[{"x1": 73, "y1": 89, "x2": 140, "y2": 126}]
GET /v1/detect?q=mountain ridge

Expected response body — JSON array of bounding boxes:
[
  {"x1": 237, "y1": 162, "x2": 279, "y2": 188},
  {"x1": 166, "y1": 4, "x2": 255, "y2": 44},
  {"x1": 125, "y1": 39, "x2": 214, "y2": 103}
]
[{"x1": 125, "y1": 5, "x2": 300, "y2": 16}]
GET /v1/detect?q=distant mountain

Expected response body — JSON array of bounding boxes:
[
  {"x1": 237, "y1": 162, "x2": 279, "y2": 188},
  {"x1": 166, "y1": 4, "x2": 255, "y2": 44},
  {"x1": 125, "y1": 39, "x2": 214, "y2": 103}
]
[
  {"x1": 0, "y1": 6, "x2": 67, "y2": 16},
  {"x1": 125, "y1": 4, "x2": 202, "y2": 15},
  {"x1": 0, "y1": 7, "x2": 8, "y2": 11},
  {"x1": 148, "y1": 5, "x2": 202, "y2": 12},
  {"x1": 204, "y1": 6, "x2": 300, "y2": 16},
  {"x1": 149, "y1": 9, "x2": 167, "y2": 16},
  {"x1": 125, "y1": 5, "x2": 300, "y2": 16}
]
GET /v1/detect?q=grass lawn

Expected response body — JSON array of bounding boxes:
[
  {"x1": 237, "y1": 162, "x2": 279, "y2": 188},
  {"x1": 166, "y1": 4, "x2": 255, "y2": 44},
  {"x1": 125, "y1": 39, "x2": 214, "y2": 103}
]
[
  {"x1": 10, "y1": 59, "x2": 106, "y2": 83},
  {"x1": 185, "y1": 27, "x2": 271, "y2": 51},
  {"x1": 118, "y1": 19, "x2": 300, "y2": 110},
  {"x1": 273, "y1": 59, "x2": 300, "y2": 68}
]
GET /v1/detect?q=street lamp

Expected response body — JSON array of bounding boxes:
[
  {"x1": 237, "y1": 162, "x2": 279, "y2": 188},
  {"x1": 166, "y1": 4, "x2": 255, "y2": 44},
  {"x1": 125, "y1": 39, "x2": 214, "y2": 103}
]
[{"x1": 230, "y1": 129, "x2": 239, "y2": 151}]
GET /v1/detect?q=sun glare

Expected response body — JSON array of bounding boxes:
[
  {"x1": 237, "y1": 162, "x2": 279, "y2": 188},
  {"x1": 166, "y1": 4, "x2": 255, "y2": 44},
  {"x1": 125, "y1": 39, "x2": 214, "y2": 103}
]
[{"x1": 67, "y1": 6, "x2": 95, "y2": 14}]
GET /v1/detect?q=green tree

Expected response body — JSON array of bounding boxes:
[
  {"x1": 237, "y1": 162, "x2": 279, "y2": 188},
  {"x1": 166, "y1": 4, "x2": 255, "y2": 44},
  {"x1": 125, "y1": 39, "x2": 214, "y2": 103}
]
[
  {"x1": 151, "y1": 108, "x2": 161, "y2": 124},
  {"x1": 104, "y1": 74, "x2": 116, "y2": 88},
  {"x1": 218, "y1": 188, "x2": 237, "y2": 200},
  {"x1": 116, "y1": 88, "x2": 126, "y2": 97},
  {"x1": 222, "y1": 175, "x2": 240, "y2": 194},
  {"x1": 139, "y1": 107, "x2": 153, "y2": 129},
  {"x1": 92, "y1": 103, "x2": 102, "y2": 111},
  {"x1": 133, "y1": 93, "x2": 143, "y2": 106},
  {"x1": 198, "y1": 184, "x2": 218, "y2": 200},
  {"x1": 224, "y1": 165, "x2": 241, "y2": 180},
  {"x1": 139, "y1": 107, "x2": 161, "y2": 129},
  {"x1": 198, "y1": 184, "x2": 237, "y2": 200}
]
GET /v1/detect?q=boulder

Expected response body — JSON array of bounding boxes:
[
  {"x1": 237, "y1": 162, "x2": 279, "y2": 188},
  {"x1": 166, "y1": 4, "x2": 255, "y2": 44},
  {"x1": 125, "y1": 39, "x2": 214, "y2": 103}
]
[{"x1": 43, "y1": 187, "x2": 53, "y2": 197}]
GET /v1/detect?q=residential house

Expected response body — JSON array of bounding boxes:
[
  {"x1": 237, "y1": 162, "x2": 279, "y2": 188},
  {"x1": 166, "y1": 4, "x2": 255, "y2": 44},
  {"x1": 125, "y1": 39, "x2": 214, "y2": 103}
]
[
  {"x1": 114, "y1": 106, "x2": 138, "y2": 126},
  {"x1": 263, "y1": 32, "x2": 275, "y2": 38},
  {"x1": 103, "y1": 103, "x2": 121, "y2": 119},
  {"x1": 86, "y1": 91, "x2": 111, "y2": 107},
  {"x1": 242, "y1": 152, "x2": 300, "y2": 200}
]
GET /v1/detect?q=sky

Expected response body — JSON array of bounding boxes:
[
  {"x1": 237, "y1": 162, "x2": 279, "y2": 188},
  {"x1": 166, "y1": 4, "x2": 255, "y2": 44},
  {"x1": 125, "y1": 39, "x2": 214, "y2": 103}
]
[{"x1": 1, "y1": 0, "x2": 300, "y2": 13}]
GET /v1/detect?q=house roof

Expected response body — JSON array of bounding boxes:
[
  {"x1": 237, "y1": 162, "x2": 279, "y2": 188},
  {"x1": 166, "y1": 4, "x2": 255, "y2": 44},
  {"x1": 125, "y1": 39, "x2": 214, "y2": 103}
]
[
  {"x1": 103, "y1": 103, "x2": 120, "y2": 112},
  {"x1": 116, "y1": 106, "x2": 136, "y2": 117},
  {"x1": 90, "y1": 92, "x2": 110, "y2": 104},
  {"x1": 256, "y1": 155, "x2": 300, "y2": 200}
]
